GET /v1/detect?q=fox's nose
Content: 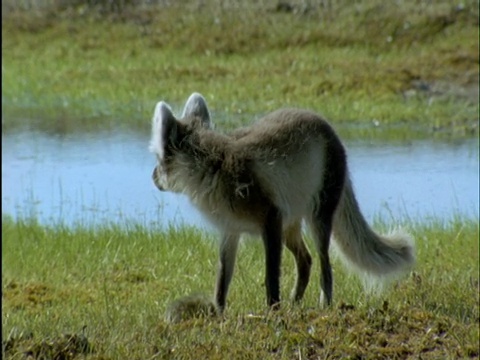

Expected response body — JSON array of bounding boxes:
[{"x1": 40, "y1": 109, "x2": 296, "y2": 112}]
[{"x1": 152, "y1": 167, "x2": 165, "y2": 191}]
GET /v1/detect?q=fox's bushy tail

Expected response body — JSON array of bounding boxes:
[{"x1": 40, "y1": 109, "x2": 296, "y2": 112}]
[{"x1": 332, "y1": 174, "x2": 415, "y2": 288}]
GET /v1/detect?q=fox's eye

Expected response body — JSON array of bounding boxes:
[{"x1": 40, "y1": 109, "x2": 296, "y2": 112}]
[{"x1": 155, "y1": 161, "x2": 166, "y2": 174}]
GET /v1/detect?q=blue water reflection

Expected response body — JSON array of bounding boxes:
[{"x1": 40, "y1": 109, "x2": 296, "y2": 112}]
[{"x1": 2, "y1": 129, "x2": 478, "y2": 229}]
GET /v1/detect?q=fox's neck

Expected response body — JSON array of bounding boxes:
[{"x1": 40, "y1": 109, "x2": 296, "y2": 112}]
[{"x1": 170, "y1": 130, "x2": 231, "y2": 204}]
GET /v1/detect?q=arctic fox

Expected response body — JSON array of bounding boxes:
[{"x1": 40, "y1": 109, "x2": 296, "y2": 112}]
[{"x1": 149, "y1": 93, "x2": 415, "y2": 312}]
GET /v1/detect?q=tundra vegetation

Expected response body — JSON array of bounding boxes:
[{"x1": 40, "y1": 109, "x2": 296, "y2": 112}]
[{"x1": 2, "y1": 0, "x2": 479, "y2": 359}]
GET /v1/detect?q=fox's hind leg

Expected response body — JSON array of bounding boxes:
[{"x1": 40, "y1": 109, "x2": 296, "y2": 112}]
[
  {"x1": 284, "y1": 221, "x2": 312, "y2": 302},
  {"x1": 308, "y1": 208, "x2": 334, "y2": 307},
  {"x1": 261, "y1": 207, "x2": 283, "y2": 308},
  {"x1": 309, "y1": 175, "x2": 345, "y2": 306},
  {"x1": 309, "y1": 185, "x2": 344, "y2": 307},
  {"x1": 215, "y1": 233, "x2": 240, "y2": 312}
]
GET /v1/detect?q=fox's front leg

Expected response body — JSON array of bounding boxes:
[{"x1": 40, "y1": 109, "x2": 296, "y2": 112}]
[
  {"x1": 214, "y1": 233, "x2": 240, "y2": 312},
  {"x1": 262, "y1": 207, "x2": 283, "y2": 308}
]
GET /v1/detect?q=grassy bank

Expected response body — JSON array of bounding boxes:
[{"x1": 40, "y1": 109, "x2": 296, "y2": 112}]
[
  {"x1": 2, "y1": 0, "x2": 479, "y2": 140},
  {"x1": 2, "y1": 216, "x2": 479, "y2": 359}
]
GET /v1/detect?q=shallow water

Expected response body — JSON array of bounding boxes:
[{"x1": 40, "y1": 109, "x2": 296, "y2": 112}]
[{"x1": 2, "y1": 128, "x2": 479, "y2": 230}]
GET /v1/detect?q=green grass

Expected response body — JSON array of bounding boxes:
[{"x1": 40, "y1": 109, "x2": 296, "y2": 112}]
[
  {"x1": 2, "y1": 0, "x2": 479, "y2": 140},
  {"x1": 2, "y1": 216, "x2": 479, "y2": 359}
]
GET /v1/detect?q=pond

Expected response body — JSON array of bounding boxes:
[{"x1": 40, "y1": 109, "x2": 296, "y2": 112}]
[{"x1": 2, "y1": 127, "x2": 479, "y2": 230}]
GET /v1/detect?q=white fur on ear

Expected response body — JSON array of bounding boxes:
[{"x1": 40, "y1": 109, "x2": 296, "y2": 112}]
[
  {"x1": 181, "y1": 92, "x2": 212, "y2": 128},
  {"x1": 149, "y1": 101, "x2": 176, "y2": 158}
]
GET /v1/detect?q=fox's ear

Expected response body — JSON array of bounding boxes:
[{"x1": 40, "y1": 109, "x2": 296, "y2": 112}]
[
  {"x1": 181, "y1": 92, "x2": 212, "y2": 128},
  {"x1": 149, "y1": 101, "x2": 178, "y2": 157}
]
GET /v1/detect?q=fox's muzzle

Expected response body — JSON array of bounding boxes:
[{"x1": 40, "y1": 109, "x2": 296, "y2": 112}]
[{"x1": 152, "y1": 166, "x2": 165, "y2": 191}]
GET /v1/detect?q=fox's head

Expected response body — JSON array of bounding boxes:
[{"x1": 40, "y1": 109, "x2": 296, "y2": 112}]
[{"x1": 149, "y1": 92, "x2": 212, "y2": 192}]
